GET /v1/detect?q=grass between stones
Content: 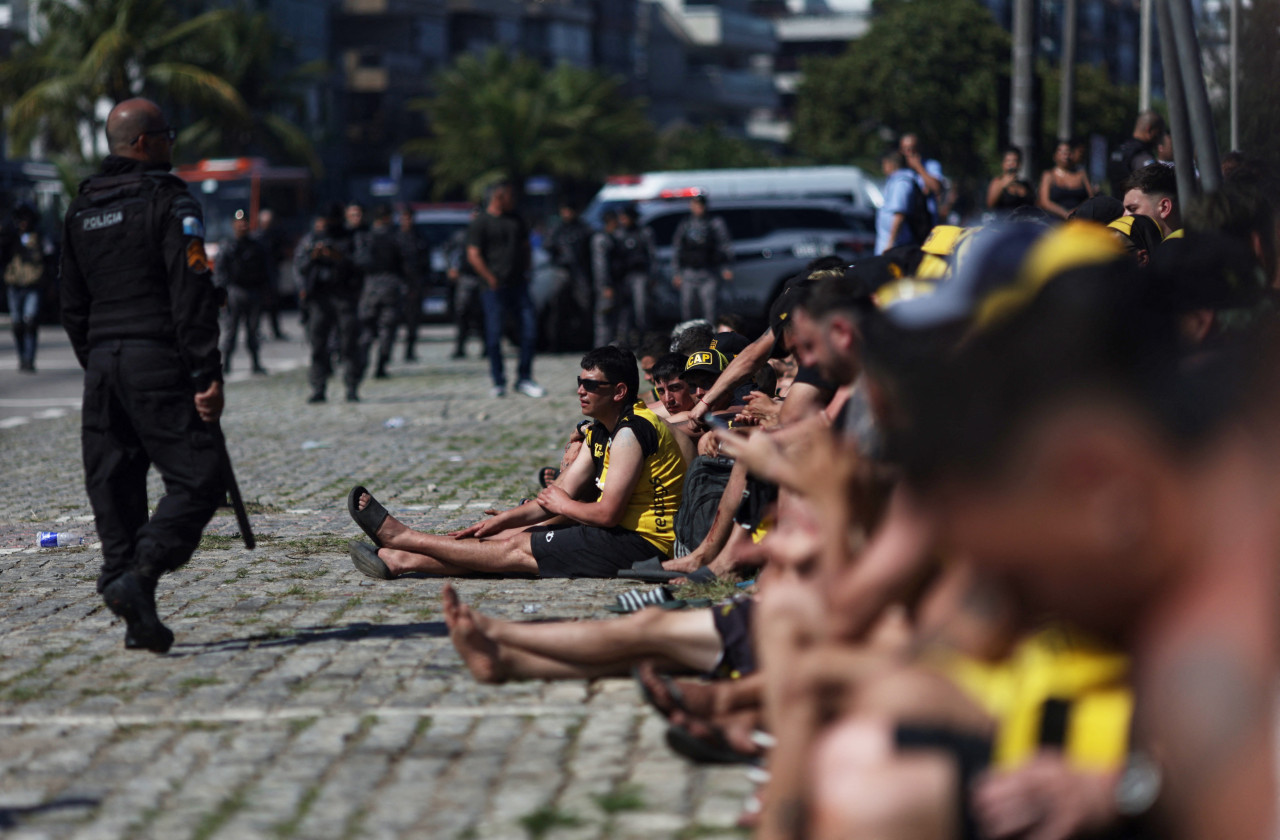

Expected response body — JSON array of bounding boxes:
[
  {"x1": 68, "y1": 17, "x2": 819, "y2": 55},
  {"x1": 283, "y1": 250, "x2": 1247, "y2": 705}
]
[
  {"x1": 593, "y1": 782, "x2": 646, "y2": 814},
  {"x1": 675, "y1": 578, "x2": 747, "y2": 602},
  {"x1": 270, "y1": 784, "x2": 320, "y2": 840},
  {"x1": 192, "y1": 786, "x2": 250, "y2": 840},
  {"x1": 519, "y1": 805, "x2": 582, "y2": 839}
]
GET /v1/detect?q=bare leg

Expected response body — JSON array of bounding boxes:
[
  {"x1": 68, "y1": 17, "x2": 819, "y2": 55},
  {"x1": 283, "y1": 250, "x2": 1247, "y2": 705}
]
[
  {"x1": 666, "y1": 458, "x2": 749, "y2": 574},
  {"x1": 378, "y1": 530, "x2": 539, "y2": 576},
  {"x1": 809, "y1": 717, "x2": 959, "y2": 840},
  {"x1": 443, "y1": 584, "x2": 724, "y2": 673},
  {"x1": 442, "y1": 585, "x2": 624, "y2": 682}
]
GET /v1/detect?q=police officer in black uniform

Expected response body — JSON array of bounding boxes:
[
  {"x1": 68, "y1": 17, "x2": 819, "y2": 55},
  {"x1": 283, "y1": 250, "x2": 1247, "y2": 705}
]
[
  {"x1": 294, "y1": 203, "x2": 362, "y2": 402},
  {"x1": 60, "y1": 98, "x2": 226, "y2": 653},
  {"x1": 354, "y1": 204, "x2": 411, "y2": 380},
  {"x1": 215, "y1": 208, "x2": 271, "y2": 375}
]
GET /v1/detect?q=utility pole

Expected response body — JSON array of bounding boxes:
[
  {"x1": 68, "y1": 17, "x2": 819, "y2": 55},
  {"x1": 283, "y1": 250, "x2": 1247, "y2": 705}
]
[
  {"x1": 1057, "y1": 0, "x2": 1078, "y2": 142},
  {"x1": 1156, "y1": 0, "x2": 1196, "y2": 208},
  {"x1": 1011, "y1": 0, "x2": 1036, "y2": 180},
  {"x1": 1169, "y1": 0, "x2": 1221, "y2": 191},
  {"x1": 1229, "y1": 0, "x2": 1239, "y2": 151},
  {"x1": 1139, "y1": 0, "x2": 1152, "y2": 111}
]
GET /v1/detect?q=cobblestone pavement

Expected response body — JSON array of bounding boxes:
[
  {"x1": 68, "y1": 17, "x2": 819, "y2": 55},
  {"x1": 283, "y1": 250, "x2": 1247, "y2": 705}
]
[{"x1": 0, "y1": 328, "x2": 752, "y2": 840}]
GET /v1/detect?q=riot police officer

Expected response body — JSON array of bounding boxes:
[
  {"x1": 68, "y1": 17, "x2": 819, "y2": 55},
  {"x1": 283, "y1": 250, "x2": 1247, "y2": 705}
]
[
  {"x1": 671, "y1": 195, "x2": 733, "y2": 324},
  {"x1": 614, "y1": 204, "x2": 655, "y2": 347},
  {"x1": 354, "y1": 204, "x2": 411, "y2": 380},
  {"x1": 215, "y1": 208, "x2": 271, "y2": 375},
  {"x1": 60, "y1": 98, "x2": 226, "y2": 653},
  {"x1": 295, "y1": 203, "x2": 362, "y2": 402}
]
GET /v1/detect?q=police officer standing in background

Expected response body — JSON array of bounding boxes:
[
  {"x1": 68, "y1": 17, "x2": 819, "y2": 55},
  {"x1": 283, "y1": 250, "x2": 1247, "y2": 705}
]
[
  {"x1": 544, "y1": 200, "x2": 593, "y2": 351},
  {"x1": 215, "y1": 209, "x2": 271, "y2": 375},
  {"x1": 354, "y1": 204, "x2": 410, "y2": 380},
  {"x1": 671, "y1": 195, "x2": 732, "y2": 324},
  {"x1": 295, "y1": 203, "x2": 363, "y2": 403},
  {"x1": 60, "y1": 98, "x2": 226, "y2": 653},
  {"x1": 590, "y1": 209, "x2": 621, "y2": 348},
  {"x1": 614, "y1": 204, "x2": 654, "y2": 347},
  {"x1": 446, "y1": 205, "x2": 485, "y2": 359},
  {"x1": 397, "y1": 208, "x2": 425, "y2": 362}
]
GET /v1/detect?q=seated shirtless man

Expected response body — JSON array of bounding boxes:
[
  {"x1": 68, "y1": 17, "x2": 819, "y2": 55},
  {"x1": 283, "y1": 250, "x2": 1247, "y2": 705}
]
[{"x1": 347, "y1": 345, "x2": 687, "y2": 579}]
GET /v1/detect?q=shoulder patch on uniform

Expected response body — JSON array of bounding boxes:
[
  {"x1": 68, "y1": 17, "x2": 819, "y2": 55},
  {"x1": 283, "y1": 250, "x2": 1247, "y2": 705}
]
[
  {"x1": 187, "y1": 240, "x2": 210, "y2": 273},
  {"x1": 182, "y1": 216, "x2": 205, "y2": 239}
]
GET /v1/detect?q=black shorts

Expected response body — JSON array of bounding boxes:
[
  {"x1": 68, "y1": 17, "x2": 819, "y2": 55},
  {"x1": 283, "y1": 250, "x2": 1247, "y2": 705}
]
[
  {"x1": 710, "y1": 595, "x2": 756, "y2": 679},
  {"x1": 893, "y1": 725, "x2": 992, "y2": 840},
  {"x1": 529, "y1": 524, "x2": 659, "y2": 578}
]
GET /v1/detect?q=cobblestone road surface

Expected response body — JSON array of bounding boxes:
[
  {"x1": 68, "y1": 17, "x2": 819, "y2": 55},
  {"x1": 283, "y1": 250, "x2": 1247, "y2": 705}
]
[{"x1": 0, "y1": 327, "x2": 751, "y2": 839}]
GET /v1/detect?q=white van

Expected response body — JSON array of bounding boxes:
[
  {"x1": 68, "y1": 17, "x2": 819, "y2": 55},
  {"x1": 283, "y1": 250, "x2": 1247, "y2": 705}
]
[{"x1": 584, "y1": 166, "x2": 883, "y2": 224}]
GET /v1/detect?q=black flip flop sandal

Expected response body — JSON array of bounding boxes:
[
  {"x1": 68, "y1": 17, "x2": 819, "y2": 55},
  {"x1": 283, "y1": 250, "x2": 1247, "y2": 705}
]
[
  {"x1": 665, "y1": 723, "x2": 762, "y2": 766},
  {"x1": 536, "y1": 466, "x2": 560, "y2": 489},
  {"x1": 633, "y1": 665, "x2": 691, "y2": 719},
  {"x1": 347, "y1": 485, "x2": 389, "y2": 547},
  {"x1": 348, "y1": 540, "x2": 393, "y2": 580}
]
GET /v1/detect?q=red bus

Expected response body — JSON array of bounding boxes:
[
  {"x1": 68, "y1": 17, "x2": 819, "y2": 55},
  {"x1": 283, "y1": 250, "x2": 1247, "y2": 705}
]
[{"x1": 173, "y1": 157, "x2": 312, "y2": 251}]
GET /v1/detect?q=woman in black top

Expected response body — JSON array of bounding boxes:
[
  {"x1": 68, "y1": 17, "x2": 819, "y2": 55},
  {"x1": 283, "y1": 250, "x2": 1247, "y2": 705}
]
[
  {"x1": 986, "y1": 147, "x2": 1035, "y2": 215},
  {"x1": 1038, "y1": 140, "x2": 1096, "y2": 219}
]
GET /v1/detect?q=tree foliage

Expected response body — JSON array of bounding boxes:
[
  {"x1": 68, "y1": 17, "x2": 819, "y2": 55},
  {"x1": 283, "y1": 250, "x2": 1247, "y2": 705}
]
[
  {"x1": 1200, "y1": 0, "x2": 1280, "y2": 170},
  {"x1": 792, "y1": 0, "x2": 1010, "y2": 179},
  {"x1": 171, "y1": 6, "x2": 327, "y2": 174},
  {"x1": 1037, "y1": 61, "x2": 1139, "y2": 172},
  {"x1": 406, "y1": 48, "x2": 654, "y2": 200},
  {"x1": 0, "y1": 0, "x2": 248, "y2": 162},
  {"x1": 653, "y1": 122, "x2": 777, "y2": 170}
]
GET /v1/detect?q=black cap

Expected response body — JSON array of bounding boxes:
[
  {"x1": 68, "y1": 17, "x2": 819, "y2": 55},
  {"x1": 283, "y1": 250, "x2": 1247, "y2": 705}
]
[{"x1": 710, "y1": 330, "x2": 750, "y2": 359}]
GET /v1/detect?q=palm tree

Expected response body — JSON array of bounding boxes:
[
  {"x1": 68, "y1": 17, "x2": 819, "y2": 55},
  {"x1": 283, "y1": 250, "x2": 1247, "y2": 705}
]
[
  {"x1": 173, "y1": 6, "x2": 327, "y2": 174},
  {"x1": 0, "y1": 0, "x2": 247, "y2": 162},
  {"x1": 406, "y1": 48, "x2": 653, "y2": 200}
]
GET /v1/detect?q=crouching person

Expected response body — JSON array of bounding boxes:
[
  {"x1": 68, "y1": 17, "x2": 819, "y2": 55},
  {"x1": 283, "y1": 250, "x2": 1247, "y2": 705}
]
[{"x1": 347, "y1": 346, "x2": 686, "y2": 578}]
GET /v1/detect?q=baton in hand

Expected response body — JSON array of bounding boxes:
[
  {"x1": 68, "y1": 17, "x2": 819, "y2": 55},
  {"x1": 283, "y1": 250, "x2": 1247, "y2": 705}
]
[{"x1": 211, "y1": 421, "x2": 255, "y2": 549}]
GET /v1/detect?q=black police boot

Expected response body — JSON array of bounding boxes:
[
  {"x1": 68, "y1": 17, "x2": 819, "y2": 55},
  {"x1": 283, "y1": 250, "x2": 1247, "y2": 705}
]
[{"x1": 103, "y1": 571, "x2": 173, "y2": 654}]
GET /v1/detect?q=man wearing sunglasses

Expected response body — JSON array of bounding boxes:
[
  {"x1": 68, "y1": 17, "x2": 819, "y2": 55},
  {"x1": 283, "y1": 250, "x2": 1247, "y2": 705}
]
[
  {"x1": 61, "y1": 98, "x2": 226, "y2": 653},
  {"x1": 348, "y1": 345, "x2": 688, "y2": 579}
]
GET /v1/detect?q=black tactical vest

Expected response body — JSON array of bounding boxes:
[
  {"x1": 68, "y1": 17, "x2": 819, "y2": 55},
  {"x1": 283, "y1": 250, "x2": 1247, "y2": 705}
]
[{"x1": 66, "y1": 171, "x2": 176, "y2": 344}]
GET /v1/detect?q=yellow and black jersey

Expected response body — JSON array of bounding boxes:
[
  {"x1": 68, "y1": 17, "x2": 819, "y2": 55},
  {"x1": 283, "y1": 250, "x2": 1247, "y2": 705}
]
[
  {"x1": 929, "y1": 624, "x2": 1133, "y2": 771},
  {"x1": 585, "y1": 402, "x2": 687, "y2": 556}
]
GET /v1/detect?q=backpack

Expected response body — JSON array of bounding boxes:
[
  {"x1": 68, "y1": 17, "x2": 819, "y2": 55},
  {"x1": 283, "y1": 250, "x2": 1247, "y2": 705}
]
[
  {"x1": 904, "y1": 179, "x2": 934, "y2": 245},
  {"x1": 672, "y1": 455, "x2": 736, "y2": 557},
  {"x1": 4, "y1": 233, "x2": 44, "y2": 288}
]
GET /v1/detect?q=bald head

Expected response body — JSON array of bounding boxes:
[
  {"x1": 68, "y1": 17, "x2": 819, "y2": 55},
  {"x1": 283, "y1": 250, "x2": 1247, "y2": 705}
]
[
  {"x1": 1134, "y1": 110, "x2": 1166, "y2": 142},
  {"x1": 106, "y1": 98, "x2": 172, "y2": 163}
]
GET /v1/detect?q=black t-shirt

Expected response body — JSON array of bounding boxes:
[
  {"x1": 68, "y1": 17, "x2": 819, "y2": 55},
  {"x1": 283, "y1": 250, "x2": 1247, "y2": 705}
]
[
  {"x1": 466, "y1": 210, "x2": 529, "y2": 286},
  {"x1": 793, "y1": 363, "x2": 838, "y2": 393}
]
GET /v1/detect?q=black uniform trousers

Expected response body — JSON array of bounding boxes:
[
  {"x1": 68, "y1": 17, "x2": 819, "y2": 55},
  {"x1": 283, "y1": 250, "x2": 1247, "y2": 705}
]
[
  {"x1": 81, "y1": 340, "x2": 224, "y2": 593},
  {"x1": 306, "y1": 292, "x2": 362, "y2": 396}
]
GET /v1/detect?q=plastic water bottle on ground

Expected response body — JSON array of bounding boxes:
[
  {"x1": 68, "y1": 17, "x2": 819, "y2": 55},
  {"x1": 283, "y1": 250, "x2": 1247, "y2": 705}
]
[{"x1": 37, "y1": 531, "x2": 84, "y2": 547}]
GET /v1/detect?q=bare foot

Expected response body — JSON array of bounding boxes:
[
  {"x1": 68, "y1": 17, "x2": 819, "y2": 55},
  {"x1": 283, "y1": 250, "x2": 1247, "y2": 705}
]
[
  {"x1": 358, "y1": 491, "x2": 411, "y2": 547},
  {"x1": 443, "y1": 585, "x2": 507, "y2": 684},
  {"x1": 662, "y1": 554, "x2": 704, "y2": 575}
]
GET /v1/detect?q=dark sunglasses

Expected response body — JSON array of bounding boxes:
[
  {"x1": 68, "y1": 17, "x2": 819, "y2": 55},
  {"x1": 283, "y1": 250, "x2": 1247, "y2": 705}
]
[
  {"x1": 136, "y1": 127, "x2": 176, "y2": 144},
  {"x1": 577, "y1": 377, "x2": 614, "y2": 393}
]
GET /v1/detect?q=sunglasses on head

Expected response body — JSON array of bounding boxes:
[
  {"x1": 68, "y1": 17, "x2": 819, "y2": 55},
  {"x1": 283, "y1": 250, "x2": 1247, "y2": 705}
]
[{"x1": 577, "y1": 377, "x2": 614, "y2": 393}]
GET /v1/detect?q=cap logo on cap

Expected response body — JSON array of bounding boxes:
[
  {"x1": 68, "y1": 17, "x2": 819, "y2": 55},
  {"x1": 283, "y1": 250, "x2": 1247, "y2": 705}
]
[{"x1": 687, "y1": 352, "x2": 713, "y2": 370}]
